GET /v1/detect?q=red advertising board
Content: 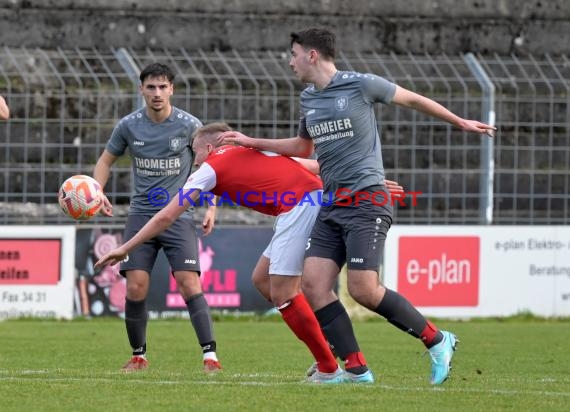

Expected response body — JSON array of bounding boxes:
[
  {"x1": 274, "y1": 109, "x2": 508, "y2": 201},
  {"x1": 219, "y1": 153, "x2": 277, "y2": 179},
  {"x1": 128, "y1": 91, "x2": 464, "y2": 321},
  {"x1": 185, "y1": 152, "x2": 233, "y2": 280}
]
[
  {"x1": 397, "y1": 236, "x2": 480, "y2": 306},
  {"x1": 0, "y1": 239, "x2": 61, "y2": 285}
]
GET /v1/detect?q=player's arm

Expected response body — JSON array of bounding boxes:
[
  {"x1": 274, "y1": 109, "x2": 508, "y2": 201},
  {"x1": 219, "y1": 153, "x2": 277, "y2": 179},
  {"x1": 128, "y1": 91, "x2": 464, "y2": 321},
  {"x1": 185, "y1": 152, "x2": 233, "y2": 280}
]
[
  {"x1": 292, "y1": 157, "x2": 320, "y2": 175},
  {"x1": 0, "y1": 95, "x2": 9, "y2": 120},
  {"x1": 202, "y1": 199, "x2": 217, "y2": 236},
  {"x1": 292, "y1": 153, "x2": 404, "y2": 195},
  {"x1": 94, "y1": 188, "x2": 202, "y2": 268},
  {"x1": 93, "y1": 149, "x2": 118, "y2": 217},
  {"x1": 218, "y1": 132, "x2": 314, "y2": 158},
  {"x1": 392, "y1": 85, "x2": 496, "y2": 136},
  {"x1": 186, "y1": 162, "x2": 219, "y2": 236}
]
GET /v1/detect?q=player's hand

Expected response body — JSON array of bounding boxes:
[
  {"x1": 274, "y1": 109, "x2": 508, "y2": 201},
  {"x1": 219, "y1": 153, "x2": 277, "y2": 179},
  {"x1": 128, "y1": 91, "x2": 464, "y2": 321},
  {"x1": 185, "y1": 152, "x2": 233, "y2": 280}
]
[
  {"x1": 99, "y1": 193, "x2": 113, "y2": 217},
  {"x1": 94, "y1": 246, "x2": 127, "y2": 269},
  {"x1": 216, "y1": 131, "x2": 254, "y2": 147},
  {"x1": 459, "y1": 119, "x2": 497, "y2": 137},
  {"x1": 385, "y1": 179, "x2": 404, "y2": 195},
  {"x1": 202, "y1": 207, "x2": 216, "y2": 236}
]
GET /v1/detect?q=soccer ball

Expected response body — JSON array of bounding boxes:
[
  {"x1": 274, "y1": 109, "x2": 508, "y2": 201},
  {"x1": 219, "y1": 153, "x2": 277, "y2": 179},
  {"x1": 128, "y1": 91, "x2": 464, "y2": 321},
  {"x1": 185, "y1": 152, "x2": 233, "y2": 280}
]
[{"x1": 58, "y1": 175, "x2": 104, "y2": 221}]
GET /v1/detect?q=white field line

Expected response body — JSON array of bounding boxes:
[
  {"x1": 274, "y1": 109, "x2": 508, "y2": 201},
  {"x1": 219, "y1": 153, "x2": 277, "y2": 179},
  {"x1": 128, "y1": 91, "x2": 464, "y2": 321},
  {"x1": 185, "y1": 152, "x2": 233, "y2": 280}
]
[{"x1": 0, "y1": 372, "x2": 569, "y2": 398}]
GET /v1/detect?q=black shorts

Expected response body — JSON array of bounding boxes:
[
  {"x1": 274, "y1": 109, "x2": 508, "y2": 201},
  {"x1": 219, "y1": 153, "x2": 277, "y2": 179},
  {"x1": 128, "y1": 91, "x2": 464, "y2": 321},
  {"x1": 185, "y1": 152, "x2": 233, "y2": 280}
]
[
  {"x1": 120, "y1": 214, "x2": 201, "y2": 276},
  {"x1": 305, "y1": 186, "x2": 393, "y2": 271}
]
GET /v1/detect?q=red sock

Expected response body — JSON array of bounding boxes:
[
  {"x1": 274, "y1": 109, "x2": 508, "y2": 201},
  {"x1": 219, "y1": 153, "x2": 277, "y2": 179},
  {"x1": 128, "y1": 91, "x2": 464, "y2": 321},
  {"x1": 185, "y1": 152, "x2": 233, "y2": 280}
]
[
  {"x1": 345, "y1": 351, "x2": 367, "y2": 369},
  {"x1": 420, "y1": 320, "x2": 440, "y2": 348},
  {"x1": 279, "y1": 294, "x2": 338, "y2": 373}
]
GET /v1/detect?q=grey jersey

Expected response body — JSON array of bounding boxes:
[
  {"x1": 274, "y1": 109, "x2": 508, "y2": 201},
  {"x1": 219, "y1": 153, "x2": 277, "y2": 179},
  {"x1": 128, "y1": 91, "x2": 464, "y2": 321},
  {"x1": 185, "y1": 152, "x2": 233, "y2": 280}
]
[
  {"x1": 298, "y1": 71, "x2": 396, "y2": 200},
  {"x1": 106, "y1": 106, "x2": 202, "y2": 215}
]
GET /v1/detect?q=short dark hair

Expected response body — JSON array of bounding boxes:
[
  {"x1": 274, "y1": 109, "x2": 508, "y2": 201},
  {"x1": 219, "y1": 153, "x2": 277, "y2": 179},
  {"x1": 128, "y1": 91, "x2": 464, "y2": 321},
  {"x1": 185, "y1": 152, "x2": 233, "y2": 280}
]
[
  {"x1": 290, "y1": 28, "x2": 336, "y2": 61},
  {"x1": 139, "y1": 63, "x2": 175, "y2": 84}
]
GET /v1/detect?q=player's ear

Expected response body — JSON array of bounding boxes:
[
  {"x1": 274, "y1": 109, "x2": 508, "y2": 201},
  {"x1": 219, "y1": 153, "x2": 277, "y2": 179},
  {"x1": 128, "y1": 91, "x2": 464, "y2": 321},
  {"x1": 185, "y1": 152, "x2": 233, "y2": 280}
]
[{"x1": 309, "y1": 49, "x2": 318, "y2": 62}]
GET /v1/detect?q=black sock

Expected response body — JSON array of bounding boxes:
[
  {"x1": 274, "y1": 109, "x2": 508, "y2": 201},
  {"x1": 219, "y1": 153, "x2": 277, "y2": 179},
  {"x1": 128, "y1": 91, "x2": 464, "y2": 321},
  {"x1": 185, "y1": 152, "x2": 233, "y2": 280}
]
[
  {"x1": 374, "y1": 289, "x2": 443, "y2": 346},
  {"x1": 315, "y1": 300, "x2": 367, "y2": 373},
  {"x1": 125, "y1": 298, "x2": 148, "y2": 356},
  {"x1": 185, "y1": 293, "x2": 216, "y2": 353}
]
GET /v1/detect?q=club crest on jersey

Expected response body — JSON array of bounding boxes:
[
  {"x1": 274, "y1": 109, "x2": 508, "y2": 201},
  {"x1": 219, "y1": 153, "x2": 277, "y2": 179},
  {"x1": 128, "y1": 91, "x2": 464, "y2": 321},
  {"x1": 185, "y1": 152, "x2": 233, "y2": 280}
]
[
  {"x1": 169, "y1": 136, "x2": 183, "y2": 151},
  {"x1": 335, "y1": 96, "x2": 349, "y2": 111}
]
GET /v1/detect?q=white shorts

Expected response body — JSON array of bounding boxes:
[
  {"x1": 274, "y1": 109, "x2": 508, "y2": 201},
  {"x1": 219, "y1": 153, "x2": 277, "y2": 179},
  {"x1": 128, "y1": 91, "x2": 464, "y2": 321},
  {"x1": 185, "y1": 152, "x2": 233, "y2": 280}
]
[{"x1": 262, "y1": 190, "x2": 321, "y2": 276}]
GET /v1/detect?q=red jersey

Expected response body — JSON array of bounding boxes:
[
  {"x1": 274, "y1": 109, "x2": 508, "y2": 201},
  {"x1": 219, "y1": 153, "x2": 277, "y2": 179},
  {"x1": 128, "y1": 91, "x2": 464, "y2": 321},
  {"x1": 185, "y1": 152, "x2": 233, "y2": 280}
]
[{"x1": 186, "y1": 145, "x2": 322, "y2": 216}]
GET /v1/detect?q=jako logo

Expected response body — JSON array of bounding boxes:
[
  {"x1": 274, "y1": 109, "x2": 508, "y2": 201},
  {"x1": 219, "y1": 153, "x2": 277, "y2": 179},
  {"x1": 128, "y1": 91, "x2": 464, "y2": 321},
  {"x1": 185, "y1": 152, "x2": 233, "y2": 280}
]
[
  {"x1": 184, "y1": 259, "x2": 197, "y2": 264},
  {"x1": 397, "y1": 236, "x2": 480, "y2": 307}
]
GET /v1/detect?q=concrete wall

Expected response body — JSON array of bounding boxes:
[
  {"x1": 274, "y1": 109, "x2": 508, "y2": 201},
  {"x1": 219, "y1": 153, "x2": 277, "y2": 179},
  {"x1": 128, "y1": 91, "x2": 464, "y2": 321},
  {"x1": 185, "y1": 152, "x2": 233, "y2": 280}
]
[{"x1": 0, "y1": 0, "x2": 568, "y2": 54}]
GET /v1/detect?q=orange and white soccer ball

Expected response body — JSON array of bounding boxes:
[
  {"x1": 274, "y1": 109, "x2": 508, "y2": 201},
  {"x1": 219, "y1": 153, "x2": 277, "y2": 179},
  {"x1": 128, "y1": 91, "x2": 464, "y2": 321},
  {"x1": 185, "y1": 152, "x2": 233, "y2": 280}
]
[{"x1": 58, "y1": 175, "x2": 104, "y2": 221}]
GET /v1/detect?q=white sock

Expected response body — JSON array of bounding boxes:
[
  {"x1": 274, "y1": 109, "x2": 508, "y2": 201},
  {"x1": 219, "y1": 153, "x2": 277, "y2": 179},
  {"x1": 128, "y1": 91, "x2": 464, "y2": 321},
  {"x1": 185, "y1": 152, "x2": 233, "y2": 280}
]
[{"x1": 203, "y1": 352, "x2": 218, "y2": 362}]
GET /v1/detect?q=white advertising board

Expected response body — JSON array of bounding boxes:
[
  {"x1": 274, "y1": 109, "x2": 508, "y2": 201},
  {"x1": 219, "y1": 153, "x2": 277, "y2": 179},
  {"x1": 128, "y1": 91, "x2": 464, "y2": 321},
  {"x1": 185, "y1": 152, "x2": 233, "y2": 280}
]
[
  {"x1": 384, "y1": 226, "x2": 570, "y2": 318},
  {"x1": 0, "y1": 226, "x2": 76, "y2": 320}
]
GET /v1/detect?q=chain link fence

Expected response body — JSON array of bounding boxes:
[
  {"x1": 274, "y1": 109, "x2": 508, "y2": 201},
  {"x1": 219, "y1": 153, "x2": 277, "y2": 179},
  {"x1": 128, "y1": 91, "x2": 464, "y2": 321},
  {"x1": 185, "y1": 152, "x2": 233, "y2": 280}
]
[{"x1": 1, "y1": 47, "x2": 568, "y2": 225}]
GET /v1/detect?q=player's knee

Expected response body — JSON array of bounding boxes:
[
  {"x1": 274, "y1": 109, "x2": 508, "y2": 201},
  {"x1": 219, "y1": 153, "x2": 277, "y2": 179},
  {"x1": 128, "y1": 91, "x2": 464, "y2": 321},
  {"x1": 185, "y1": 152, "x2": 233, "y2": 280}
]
[
  {"x1": 347, "y1": 282, "x2": 383, "y2": 309},
  {"x1": 175, "y1": 272, "x2": 202, "y2": 295},
  {"x1": 300, "y1": 278, "x2": 320, "y2": 302},
  {"x1": 126, "y1": 283, "x2": 147, "y2": 300},
  {"x1": 270, "y1": 284, "x2": 298, "y2": 307},
  {"x1": 348, "y1": 291, "x2": 375, "y2": 309},
  {"x1": 271, "y1": 292, "x2": 293, "y2": 308},
  {"x1": 251, "y1": 271, "x2": 264, "y2": 289}
]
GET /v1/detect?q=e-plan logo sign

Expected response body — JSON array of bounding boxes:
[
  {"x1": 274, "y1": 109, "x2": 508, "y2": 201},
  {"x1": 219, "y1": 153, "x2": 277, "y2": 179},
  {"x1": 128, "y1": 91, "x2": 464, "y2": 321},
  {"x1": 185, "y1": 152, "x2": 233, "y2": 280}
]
[{"x1": 397, "y1": 236, "x2": 480, "y2": 306}]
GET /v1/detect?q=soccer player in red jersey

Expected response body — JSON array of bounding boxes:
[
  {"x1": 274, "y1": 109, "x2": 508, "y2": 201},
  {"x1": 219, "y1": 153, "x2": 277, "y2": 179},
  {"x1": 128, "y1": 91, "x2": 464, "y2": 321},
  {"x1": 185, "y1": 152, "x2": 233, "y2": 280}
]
[{"x1": 95, "y1": 122, "x2": 403, "y2": 383}]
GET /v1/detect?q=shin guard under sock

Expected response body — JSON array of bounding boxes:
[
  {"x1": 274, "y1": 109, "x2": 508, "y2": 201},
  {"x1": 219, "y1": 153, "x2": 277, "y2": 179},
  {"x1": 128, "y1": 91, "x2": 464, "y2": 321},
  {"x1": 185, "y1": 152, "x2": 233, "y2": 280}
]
[
  {"x1": 125, "y1": 298, "x2": 148, "y2": 355},
  {"x1": 279, "y1": 294, "x2": 338, "y2": 373},
  {"x1": 374, "y1": 289, "x2": 443, "y2": 347},
  {"x1": 185, "y1": 293, "x2": 216, "y2": 353},
  {"x1": 315, "y1": 300, "x2": 367, "y2": 373}
]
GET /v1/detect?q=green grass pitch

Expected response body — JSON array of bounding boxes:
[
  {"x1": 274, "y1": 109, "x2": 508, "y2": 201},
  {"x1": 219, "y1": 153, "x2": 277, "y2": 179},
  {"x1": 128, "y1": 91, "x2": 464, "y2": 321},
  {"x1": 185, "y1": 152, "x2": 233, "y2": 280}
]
[{"x1": 0, "y1": 317, "x2": 568, "y2": 411}]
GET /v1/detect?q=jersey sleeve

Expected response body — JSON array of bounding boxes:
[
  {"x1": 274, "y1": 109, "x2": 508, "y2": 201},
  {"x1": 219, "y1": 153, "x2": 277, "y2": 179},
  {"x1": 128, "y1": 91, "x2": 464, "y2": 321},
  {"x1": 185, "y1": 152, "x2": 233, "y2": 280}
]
[
  {"x1": 360, "y1": 74, "x2": 397, "y2": 104},
  {"x1": 105, "y1": 119, "x2": 128, "y2": 156},
  {"x1": 182, "y1": 162, "x2": 217, "y2": 192},
  {"x1": 297, "y1": 114, "x2": 311, "y2": 140},
  {"x1": 188, "y1": 116, "x2": 204, "y2": 146}
]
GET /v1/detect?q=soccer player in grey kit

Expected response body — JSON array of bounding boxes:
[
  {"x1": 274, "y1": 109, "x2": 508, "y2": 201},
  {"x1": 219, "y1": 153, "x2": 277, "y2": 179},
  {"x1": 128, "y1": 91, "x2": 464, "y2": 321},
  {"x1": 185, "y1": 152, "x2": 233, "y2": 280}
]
[
  {"x1": 94, "y1": 63, "x2": 221, "y2": 373},
  {"x1": 220, "y1": 27, "x2": 496, "y2": 384}
]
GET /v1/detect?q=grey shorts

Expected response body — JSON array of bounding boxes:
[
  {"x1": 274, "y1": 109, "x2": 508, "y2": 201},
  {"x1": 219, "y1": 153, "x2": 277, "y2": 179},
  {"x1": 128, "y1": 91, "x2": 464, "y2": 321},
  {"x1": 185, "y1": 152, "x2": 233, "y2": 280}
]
[
  {"x1": 305, "y1": 186, "x2": 393, "y2": 271},
  {"x1": 120, "y1": 214, "x2": 201, "y2": 276}
]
